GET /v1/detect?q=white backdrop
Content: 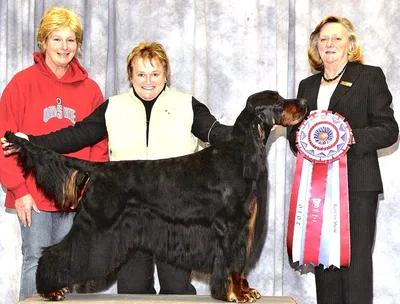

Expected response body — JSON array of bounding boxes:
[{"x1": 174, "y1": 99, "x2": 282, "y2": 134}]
[{"x1": 0, "y1": 1, "x2": 399, "y2": 304}]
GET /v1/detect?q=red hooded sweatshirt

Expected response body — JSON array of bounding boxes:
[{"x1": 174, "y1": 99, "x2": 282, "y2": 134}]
[{"x1": 0, "y1": 52, "x2": 109, "y2": 211}]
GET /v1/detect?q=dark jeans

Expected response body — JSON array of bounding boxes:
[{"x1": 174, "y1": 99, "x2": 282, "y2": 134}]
[{"x1": 117, "y1": 249, "x2": 196, "y2": 294}]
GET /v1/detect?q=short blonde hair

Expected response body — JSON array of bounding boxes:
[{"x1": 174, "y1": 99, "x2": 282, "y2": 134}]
[
  {"x1": 308, "y1": 15, "x2": 363, "y2": 72},
  {"x1": 37, "y1": 6, "x2": 83, "y2": 54},
  {"x1": 126, "y1": 42, "x2": 171, "y2": 86}
]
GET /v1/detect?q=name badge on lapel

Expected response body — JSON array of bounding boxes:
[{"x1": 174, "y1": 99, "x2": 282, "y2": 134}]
[{"x1": 340, "y1": 81, "x2": 352, "y2": 87}]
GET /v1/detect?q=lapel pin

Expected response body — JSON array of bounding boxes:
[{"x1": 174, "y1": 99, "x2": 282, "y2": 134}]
[{"x1": 340, "y1": 81, "x2": 352, "y2": 87}]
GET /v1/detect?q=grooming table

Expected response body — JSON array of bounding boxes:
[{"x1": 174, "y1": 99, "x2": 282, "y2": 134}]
[{"x1": 20, "y1": 294, "x2": 297, "y2": 303}]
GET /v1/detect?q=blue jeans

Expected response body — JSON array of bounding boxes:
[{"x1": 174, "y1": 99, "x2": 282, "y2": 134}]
[{"x1": 19, "y1": 211, "x2": 74, "y2": 301}]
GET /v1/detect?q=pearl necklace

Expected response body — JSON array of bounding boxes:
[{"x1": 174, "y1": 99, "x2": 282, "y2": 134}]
[{"x1": 322, "y1": 63, "x2": 348, "y2": 82}]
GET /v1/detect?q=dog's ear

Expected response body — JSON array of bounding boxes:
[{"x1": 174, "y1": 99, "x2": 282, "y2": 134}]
[
  {"x1": 246, "y1": 91, "x2": 280, "y2": 127},
  {"x1": 242, "y1": 123, "x2": 266, "y2": 180}
]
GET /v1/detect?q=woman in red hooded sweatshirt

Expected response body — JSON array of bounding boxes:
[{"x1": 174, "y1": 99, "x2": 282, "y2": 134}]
[{"x1": 0, "y1": 6, "x2": 108, "y2": 301}]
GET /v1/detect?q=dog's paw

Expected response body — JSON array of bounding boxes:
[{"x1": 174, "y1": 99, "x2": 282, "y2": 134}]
[
  {"x1": 227, "y1": 288, "x2": 261, "y2": 303},
  {"x1": 246, "y1": 287, "x2": 261, "y2": 301},
  {"x1": 40, "y1": 287, "x2": 69, "y2": 301}
]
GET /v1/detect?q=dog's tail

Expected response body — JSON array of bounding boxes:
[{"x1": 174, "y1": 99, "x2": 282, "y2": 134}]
[{"x1": 4, "y1": 131, "x2": 91, "y2": 210}]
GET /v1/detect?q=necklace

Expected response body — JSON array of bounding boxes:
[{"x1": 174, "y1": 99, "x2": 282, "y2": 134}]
[{"x1": 322, "y1": 63, "x2": 348, "y2": 82}]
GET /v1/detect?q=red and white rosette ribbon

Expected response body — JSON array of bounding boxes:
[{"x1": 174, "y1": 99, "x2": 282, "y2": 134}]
[{"x1": 287, "y1": 110, "x2": 352, "y2": 268}]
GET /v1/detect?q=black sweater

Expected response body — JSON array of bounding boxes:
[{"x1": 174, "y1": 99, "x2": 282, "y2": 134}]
[{"x1": 30, "y1": 97, "x2": 232, "y2": 154}]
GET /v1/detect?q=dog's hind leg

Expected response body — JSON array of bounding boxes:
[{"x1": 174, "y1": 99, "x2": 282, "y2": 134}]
[
  {"x1": 36, "y1": 237, "x2": 76, "y2": 300},
  {"x1": 36, "y1": 205, "x2": 130, "y2": 300},
  {"x1": 36, "y1": 226, "x2": 127, "y2": 301}
]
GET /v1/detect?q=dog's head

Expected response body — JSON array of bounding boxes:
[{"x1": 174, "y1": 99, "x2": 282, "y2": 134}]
[
  {"x1": 241, "y1": 90, "x2": 307, "y2": 180},
  {"x1": 243, "y1": 90, "x2": 307, "y2": 146},
  {"x1": 247, "y1": 90, "x2": 307, "y2": 129}
]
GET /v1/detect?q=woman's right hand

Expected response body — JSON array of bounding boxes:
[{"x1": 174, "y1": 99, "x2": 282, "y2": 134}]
[{"x1": 15, "y1": 194, "x2": 40, "y2": 227}]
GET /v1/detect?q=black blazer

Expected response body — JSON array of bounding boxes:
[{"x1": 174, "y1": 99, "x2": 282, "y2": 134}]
[{"x1": 288, "y1": 62, "x2": 399, "y2": 192}]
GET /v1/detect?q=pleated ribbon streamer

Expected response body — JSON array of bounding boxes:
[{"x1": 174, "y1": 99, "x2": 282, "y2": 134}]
[{"x1": 287, "y1": 110, "x2": 352, "y2": 268}]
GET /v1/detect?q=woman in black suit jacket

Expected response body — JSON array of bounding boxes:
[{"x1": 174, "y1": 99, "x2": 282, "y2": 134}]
[{"x1": 288, "y1": 16, "x2": 398, "y2": 304}]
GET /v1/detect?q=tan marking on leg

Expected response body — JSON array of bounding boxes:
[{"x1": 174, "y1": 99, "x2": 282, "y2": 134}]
[{"x1": 247, "y1": 196, "x2": 258, "y2": 256}]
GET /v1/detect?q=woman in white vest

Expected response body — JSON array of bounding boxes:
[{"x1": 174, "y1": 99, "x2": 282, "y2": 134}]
[{"x1": 9, "y1": 42, "x2": 233, "y2": 295}]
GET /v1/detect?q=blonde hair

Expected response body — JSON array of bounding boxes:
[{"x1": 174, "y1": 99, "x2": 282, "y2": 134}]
[
  {"x1": 126, "y1": 42, "x2": 171, "y2": 86},
  {"x1": 308, "y1": 15, "x2": 363, "y2": 72},
  {"x1": 37, "y1": 6, "x2": 83, "y2": 54}
]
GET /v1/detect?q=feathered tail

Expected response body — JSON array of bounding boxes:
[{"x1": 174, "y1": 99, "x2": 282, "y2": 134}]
[{"x1": 4, "y1": 131, "x2": 90, "y2": 209}]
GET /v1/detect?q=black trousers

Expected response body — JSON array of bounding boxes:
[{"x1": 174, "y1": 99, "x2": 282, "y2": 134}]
[
  {"x1": 314, "y1": 191, "x2": 379, "y2": 304},
  {"x1": 117, "y1": 249, "x2": 196, "y2": 295}
]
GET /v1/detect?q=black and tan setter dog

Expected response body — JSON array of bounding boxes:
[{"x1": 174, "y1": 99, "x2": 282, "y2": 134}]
[{"x1": 4, "y1": 90, "x2": 307, "y2": 302}]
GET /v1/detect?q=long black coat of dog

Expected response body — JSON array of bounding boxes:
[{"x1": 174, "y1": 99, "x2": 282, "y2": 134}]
[{"x1": 4, "y1": 90, "x2": 307, "y2": 302}]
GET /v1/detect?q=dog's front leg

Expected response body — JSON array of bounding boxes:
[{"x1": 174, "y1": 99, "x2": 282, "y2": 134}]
[
  {"x1": 210, "y1": 256, "x2": 260, "y2": 302},
  {"x1": 227, "y1": 272, "x2": 261, "y2": 302}
]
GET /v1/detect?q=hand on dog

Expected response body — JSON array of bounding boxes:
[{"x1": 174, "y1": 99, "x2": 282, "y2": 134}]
[{"x1": 1, "y1": 132, "x2": 28, "y2": 155}]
